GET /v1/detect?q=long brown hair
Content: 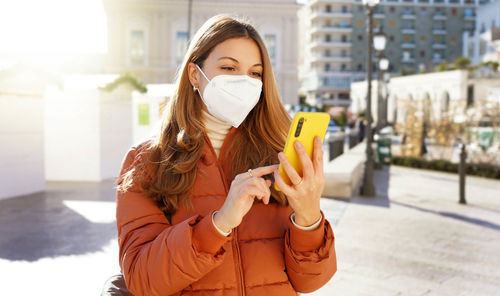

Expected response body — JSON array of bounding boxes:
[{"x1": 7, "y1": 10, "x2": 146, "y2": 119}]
[{"x1": 117, "y1": 15, "x2": 291, "y2": 215}]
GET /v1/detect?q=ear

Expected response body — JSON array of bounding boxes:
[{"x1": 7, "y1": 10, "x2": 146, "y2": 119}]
[{"x1": 187, "y1": 62, "x2": 200, "y2": 89}]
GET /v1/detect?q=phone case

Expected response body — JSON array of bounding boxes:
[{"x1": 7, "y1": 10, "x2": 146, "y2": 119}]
[{"x1": 275, "y1": 112, "x2": 330, "y2": 191}]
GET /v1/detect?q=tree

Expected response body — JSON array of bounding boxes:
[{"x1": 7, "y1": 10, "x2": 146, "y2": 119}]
[{"x1": 454, "y1": 56, "x2": 471, "y2": 70}]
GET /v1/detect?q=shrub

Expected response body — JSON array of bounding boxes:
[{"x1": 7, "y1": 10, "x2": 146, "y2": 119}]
[
  {"x1": 391, "y1": 156, "x2": 500, "y2": 179},
  {"x1": 98, "y1": 72, "x2": 148, "y2": 94}
]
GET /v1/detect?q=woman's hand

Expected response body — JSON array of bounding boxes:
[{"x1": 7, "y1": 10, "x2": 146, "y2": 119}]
[
  {"x1": 274, "y1": 136, "x2": 324, "y2": 227},
  {"x1": 213, "y1": 164, "x2": 278, "y2": 233}
]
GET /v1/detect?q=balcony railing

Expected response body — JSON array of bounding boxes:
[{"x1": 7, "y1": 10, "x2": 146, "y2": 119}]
[
  {"x1": 432, "y1": 29, "x2": 447, "y2": 34},
  {"x1": 311, "y1": 55, "x2": 352, "y2": 63},
  {"x1": 401, "y1": 42, "x2": 416, "y2": 48},
  {"x1": 432, "y1": 43, "x2": 447, "y2": 49},
  {"x1": 401, "y1": 12, "x2": 416, "y2": 19},
  {"x1": 310, "y1": 40, "x2": 353, "y2": 48},
  {"x1": 433, "y1": 13, "x2": 447, "y2": 20},
  {"x1": 311, "y1": 25, "x2": 353, "y2": 34},
  {"x1": 311, "y1": 10, "x2": 353, "y2": 20}
]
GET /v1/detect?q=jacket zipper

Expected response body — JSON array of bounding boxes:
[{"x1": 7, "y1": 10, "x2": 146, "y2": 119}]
[{"x1": 203, "y1": 131, "x2": 246, "y2": 296}]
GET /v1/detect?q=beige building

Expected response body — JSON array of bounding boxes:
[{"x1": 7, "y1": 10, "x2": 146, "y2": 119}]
[
  {"x1": 102, "y1": 0, "x2": 302, "y2": 105},
  {"x1": 299, "y1": 0, "x2": 364, "y2": 107}
]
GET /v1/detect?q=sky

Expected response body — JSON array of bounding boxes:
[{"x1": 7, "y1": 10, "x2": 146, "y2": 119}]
[{"x1": 0, "y1": 0, "x2": 107, "y2": 56}]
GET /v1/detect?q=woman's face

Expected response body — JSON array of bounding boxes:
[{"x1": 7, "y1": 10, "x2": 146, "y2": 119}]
[{"x1": 189, "y1": 37, "x2": 263, "y2": 110}]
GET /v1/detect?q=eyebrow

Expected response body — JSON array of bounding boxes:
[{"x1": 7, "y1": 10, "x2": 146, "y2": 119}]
[{"x1": 217, "y1": 56, "x2": 262, "y2": 67}]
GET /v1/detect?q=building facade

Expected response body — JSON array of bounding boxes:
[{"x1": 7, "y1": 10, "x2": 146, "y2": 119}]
[
  {"x1": 102, "y1": 0, "x2": 301, "y2": 105},
  {"x1": 300, "y1": 0, "x2": 364, "y2": 107},
  {"x1": 301, "y1": 0, "x2": 486, "y2": 107},
  {"x1": 463, "y1": 0, "x2": 500, "y2": 64}
]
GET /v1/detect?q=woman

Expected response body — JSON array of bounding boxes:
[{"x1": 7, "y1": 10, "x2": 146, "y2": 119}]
[{"x1": 115, "y1": 15, "x2": 337, "y2": 296}]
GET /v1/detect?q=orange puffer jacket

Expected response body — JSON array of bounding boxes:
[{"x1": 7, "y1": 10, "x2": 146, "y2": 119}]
[{"x1": 116, "y1": 128, "x2": 337, "y2": 296}]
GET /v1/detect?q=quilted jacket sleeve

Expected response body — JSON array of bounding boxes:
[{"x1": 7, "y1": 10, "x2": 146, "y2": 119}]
[
  {"x1": 115, "y1": 147, "x2": 232, "y2": 296},
  {"x1": 284, "y1": 211, "x2": 337, "y2": 293}
]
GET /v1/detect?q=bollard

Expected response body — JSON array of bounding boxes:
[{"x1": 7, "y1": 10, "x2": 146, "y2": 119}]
[{"x1": 458, "y1": 142, "x2": 467, "y2": 205}]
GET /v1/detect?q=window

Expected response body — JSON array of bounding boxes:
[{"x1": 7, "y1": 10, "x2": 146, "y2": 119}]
[
  {"x1": 341, "y1": 64, "x2": 347, "y2": 71},
  {"x1": 451, "y1": 8, "x2": 457, "y2": 16},
  {"x1": 402, "y1": 20, "x2": 414, "y2": 30},
  {"x1": 450, "y1": 36, "x2": 456, "y2": 44},
  {"x1": 341, "y1": 35, "x2": 347, "y2": 42},
  {"x1": 358, "y1": 34, "x2": 363, "y2": 41},
  {"x1": 419, "y1": 7, "x2": 427, "y2": 15},
  {"x1": 357, "y1": 64, "x2": 363, "y2": 71},
  {"x1": 130, "y1": 29, "x2": 145, "y2": 66},
  {"x1": 420, "y1": 50, "x2": 425, "y2": 57},
  {"x1": 390, "y1": 6, "x2": 395, "y2": 13},
  {"x1": 403, "y1": 35, "x2": 413, "y2": 43},
  {"x1": 341, "y1": 5, "x2": 348, "y2": 13},
  {"x1": 325, "y1": 49, "x2": 331, "y2": 56},
  {"x1": 420, "y1": 35, "x2": 427, "y2": 42},
  {"x1": 389, "y1": 35, "x2": 395, "y2": 42},
  {"x1": 326, "y1": 4, "x2": 332, "y2": 12},
  {"x1": 324, "y1": 63, "x2": 331, "y2": 72},
  {"x1": 467, "y1": 85, "x2": 474, "y2": 107},
  {"x1": 434, "y1": 36, "x2": 441, "y2": 43},
  {"x1": 264, "y1": 34, "x2": 277, "y2": 66},
  {"x1": 341, "y1": 50, "x2": 347, "y2": 57},
  {"x1": 325, "y1": 34, "x2": 331, "y2": 42},
  {"x1": 176, "y1": 31, "x2": 188, "y2": 65},
  {"x1": 357, "y1": 20, "x2": 364, "y2": 28},
  {"x1": 403, "y1": 50, "x2": 413, "y2": 60},
  {"x1": 340, "y1": 20, "x2": 349, "y2": 28},
  {"x1": 389, "y1": 21, "x2": 396, "y2": 29},
  {"x1": 464, "y1": 8, "x2": 474, "y2": 18}
]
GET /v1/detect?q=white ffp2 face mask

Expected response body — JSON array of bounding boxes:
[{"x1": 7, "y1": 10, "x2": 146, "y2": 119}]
[{"x1": 196, "y1": 64, "x2": 263, "y2": 128}]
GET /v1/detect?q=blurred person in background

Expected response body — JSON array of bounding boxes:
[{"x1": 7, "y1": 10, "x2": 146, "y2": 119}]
[{"x1": 106, "y1": 14, "x2": 336, "y2": 296}]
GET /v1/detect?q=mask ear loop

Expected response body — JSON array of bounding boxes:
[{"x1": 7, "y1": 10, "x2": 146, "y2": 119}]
[{"x1": 195, "y1": 64, "x2": 210, "y2": 82}]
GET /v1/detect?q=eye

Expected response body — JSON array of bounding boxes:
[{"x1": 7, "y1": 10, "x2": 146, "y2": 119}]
[
  {"x1": 221, "y1": 66, "x2": 235, "y2": 71},
  {"x1": 251, "y1": 72, "x2": 262, "y2": 78}
]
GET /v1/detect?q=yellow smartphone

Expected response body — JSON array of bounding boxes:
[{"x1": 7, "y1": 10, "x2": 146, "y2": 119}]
[{"x1": 274, "y1": 112, "x2": 330, "y2": 191}]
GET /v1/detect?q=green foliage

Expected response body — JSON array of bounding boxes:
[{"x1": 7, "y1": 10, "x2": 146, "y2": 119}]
[
  {"x1": 391, "y1": 156, "x2": 500, "y2": 179},
  {"x1": 98, "y1": 72, "x2": 148, "y2": 94},
  {"x1": 454, "y1": 56, "x2": 471, "y2": 69},
  {"x1": 332, "y1": 111, "x2": 347, "y2": 127},
  {"x1": 437, "y1": 62, "x2": 449, "y2": 72},
  {"x1": 478, "y1": 60, "x2": 499, "y2": 72},
  {"x1": 400, "y1": 67, "x2": 416, "y2": 76},
  {"x1": 298, "y1": 93, "x2": 306, "y2": 105}
]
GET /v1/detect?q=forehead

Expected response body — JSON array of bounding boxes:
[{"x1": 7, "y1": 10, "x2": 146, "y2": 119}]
[{"x1": 207, "y1": 37, "x2": 262, "y2": 65}]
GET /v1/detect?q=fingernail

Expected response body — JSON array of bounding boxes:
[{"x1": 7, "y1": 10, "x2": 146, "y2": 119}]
[{"x1": 294, "y1": 141, "x2": 300, "y2": 148}]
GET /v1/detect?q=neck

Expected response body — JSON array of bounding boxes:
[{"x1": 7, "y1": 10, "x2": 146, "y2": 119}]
[{"x1": 201, "y1": 109, "x2": 232, "y2": 157}]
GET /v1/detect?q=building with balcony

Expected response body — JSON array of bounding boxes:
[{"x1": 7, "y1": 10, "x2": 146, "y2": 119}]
[
  {"x1": 300, "y1": 0, "x2": 486, "y2": 108},
  {"x1": 103, "y1": 0, "x2": 301, "y2": 105},
  {"x1": 299, "y1": 0, "x2": 364, "y2": 107},
  {"x1": 351, "y1": 0, "x2": 486, "y2": 79},
  {"x1": 463, "y1": 0, "x2": 500, "y2": 64}
]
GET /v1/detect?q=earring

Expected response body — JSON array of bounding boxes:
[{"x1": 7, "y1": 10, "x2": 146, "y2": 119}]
[{"x1": 193, "y1": 85, "x2": 198, "y2": 92}]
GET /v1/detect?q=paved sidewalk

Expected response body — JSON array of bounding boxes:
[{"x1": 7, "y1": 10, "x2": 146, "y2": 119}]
[
  {"x1": 1, "y1": 166, "x2": 499, "y2": 295},
  {"x1": 306, "y1": 165, "x2": 500, "y2": 296}
]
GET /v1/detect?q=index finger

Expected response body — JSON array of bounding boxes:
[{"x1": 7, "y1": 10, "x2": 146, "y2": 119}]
[{"x1": 250, "y1": 164, "x2": 280, "y2": 177}]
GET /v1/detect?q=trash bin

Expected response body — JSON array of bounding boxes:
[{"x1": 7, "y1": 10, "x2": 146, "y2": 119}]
[{"x1": 376, "y1": 136, "x2": 392, "y2": 164}]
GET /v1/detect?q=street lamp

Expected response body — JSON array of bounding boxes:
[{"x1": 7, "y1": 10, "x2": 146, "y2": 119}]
[
  {"x1": 377, "y1": 57, "x2": 389, "y2": 130},
  {"x1": 379, "y1": 58, "x2": 389, "y2": 71},
  {"x1": 361, "y1": 0, "x2": 380, "y2": 197},
  {"x1": 378, "y1": 57, "x2": 389, "y2": 129}
]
